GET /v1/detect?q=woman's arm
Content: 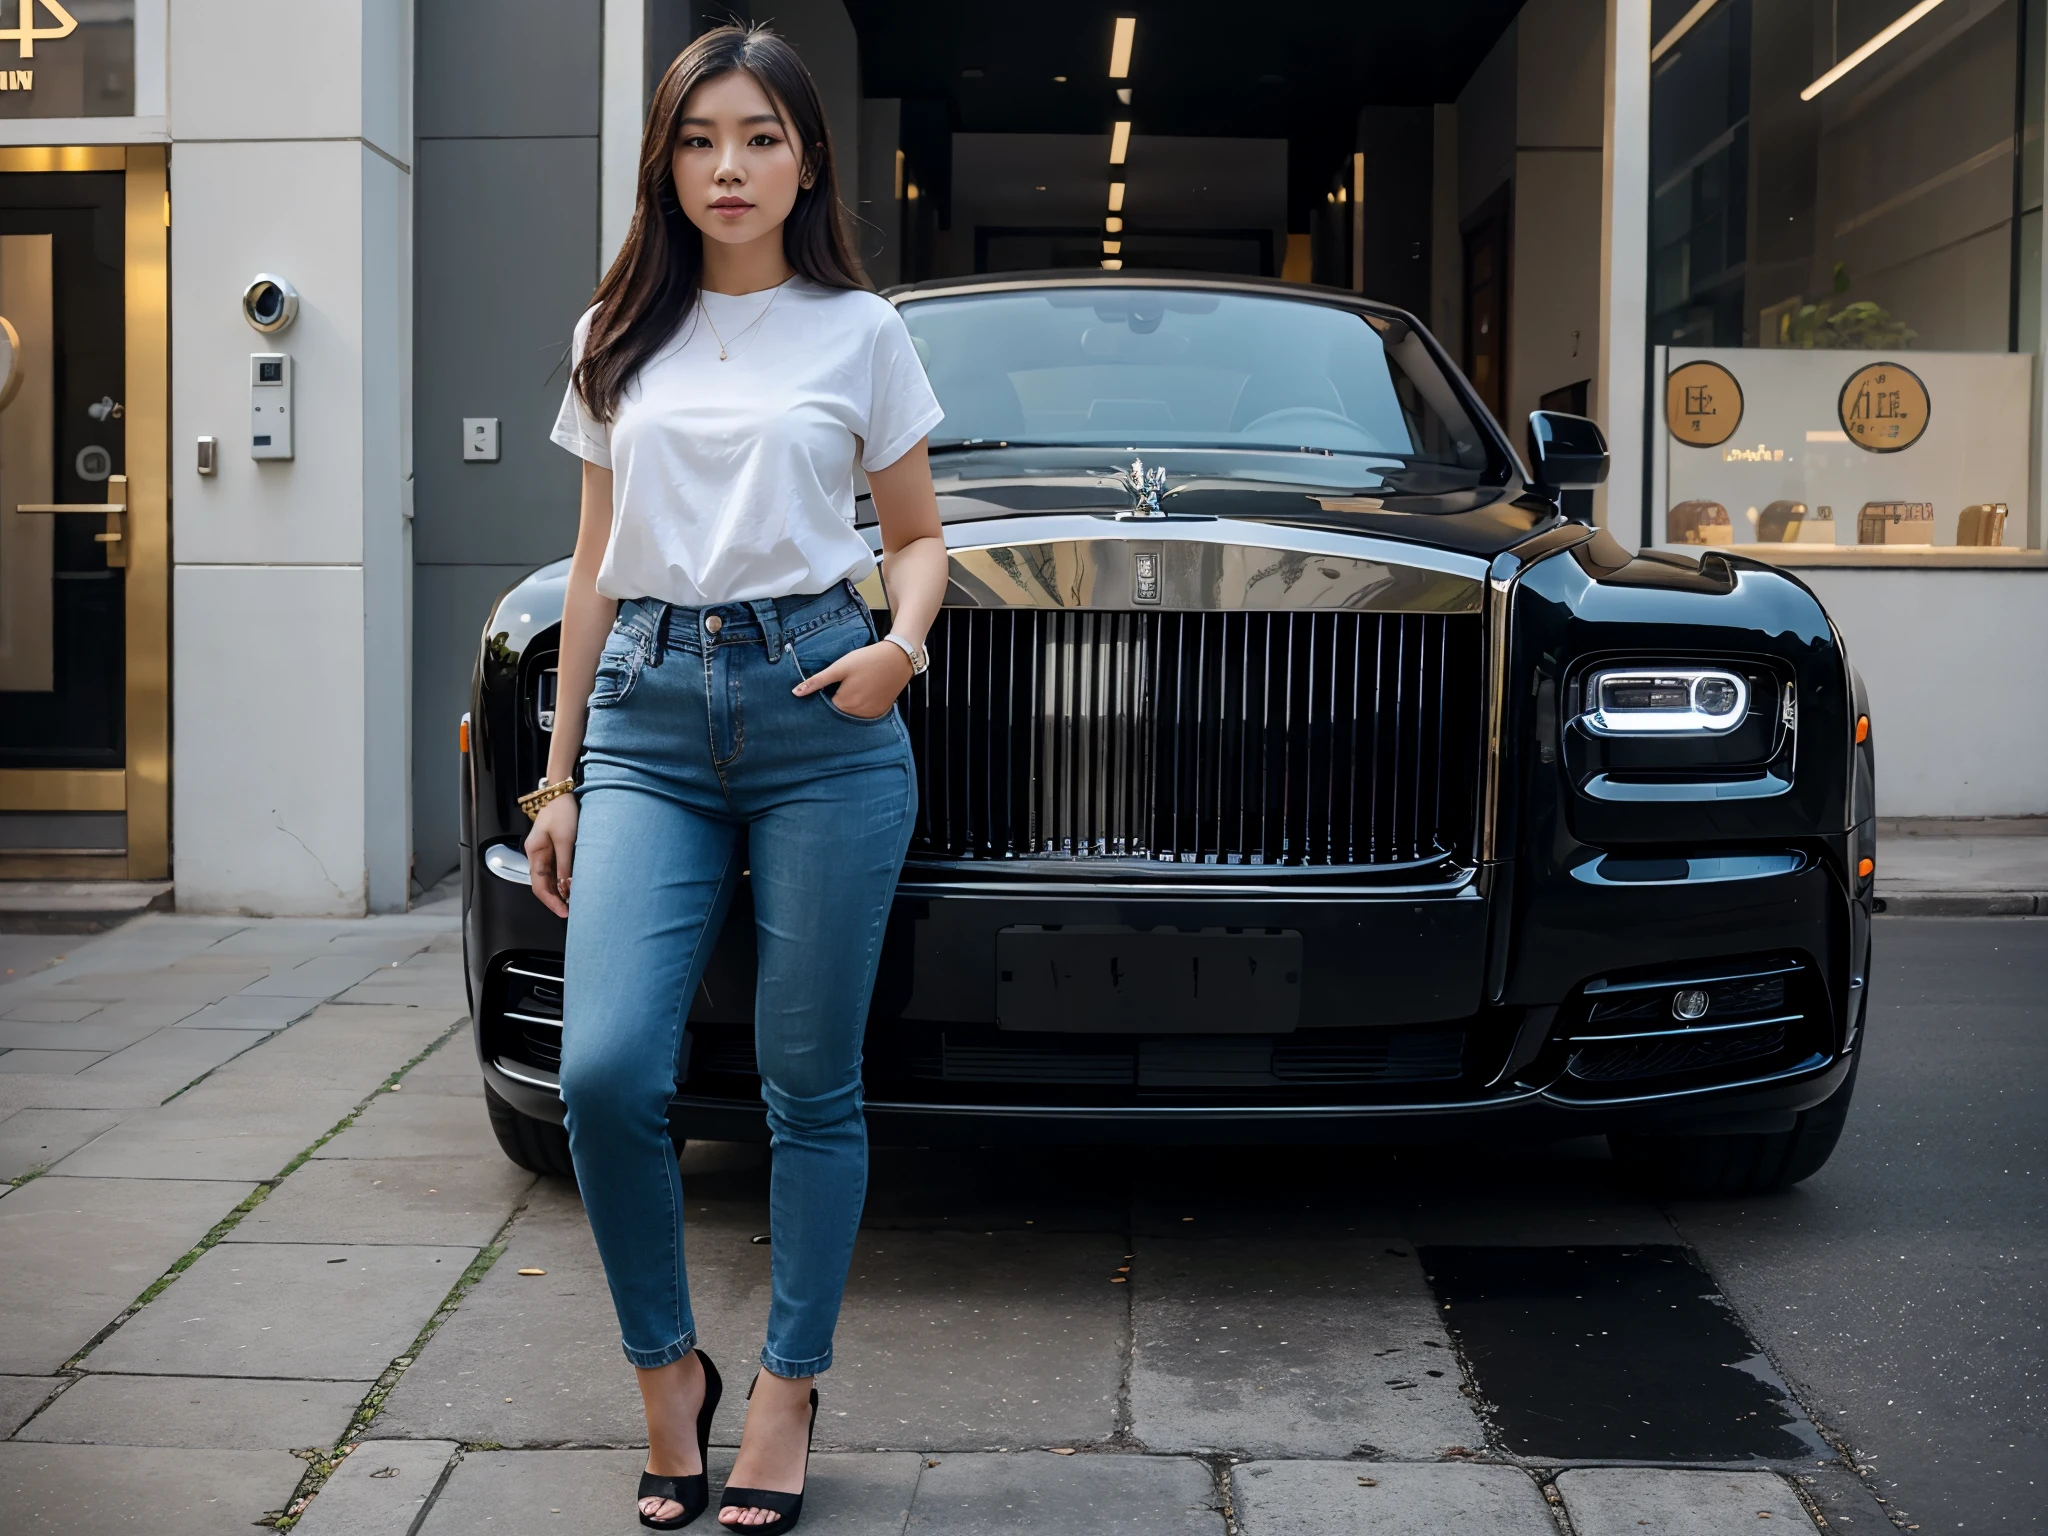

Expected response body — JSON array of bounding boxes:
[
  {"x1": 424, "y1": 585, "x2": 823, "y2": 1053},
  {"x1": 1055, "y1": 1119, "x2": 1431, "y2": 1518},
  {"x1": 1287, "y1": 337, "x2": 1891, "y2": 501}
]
[
  {"x1": 524, "y1": 460, "x2": 617, "y2": 916},
  {"x1": 791, "y1": 437, "x2": 947, "y2": 718}
]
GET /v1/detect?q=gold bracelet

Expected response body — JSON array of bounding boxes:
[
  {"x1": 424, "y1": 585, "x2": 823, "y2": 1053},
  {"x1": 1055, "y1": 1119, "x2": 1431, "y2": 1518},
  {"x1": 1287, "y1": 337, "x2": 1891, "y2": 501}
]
[{"x1": 516, "y1": 777, "x2": 576, "y2": 818}]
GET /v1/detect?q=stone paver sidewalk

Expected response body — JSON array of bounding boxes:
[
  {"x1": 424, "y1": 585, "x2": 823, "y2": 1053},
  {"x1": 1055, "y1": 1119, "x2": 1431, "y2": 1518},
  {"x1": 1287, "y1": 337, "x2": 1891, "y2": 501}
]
[{"x1": 0, "y1": 892, "x2": 1893, "y2": 1534}]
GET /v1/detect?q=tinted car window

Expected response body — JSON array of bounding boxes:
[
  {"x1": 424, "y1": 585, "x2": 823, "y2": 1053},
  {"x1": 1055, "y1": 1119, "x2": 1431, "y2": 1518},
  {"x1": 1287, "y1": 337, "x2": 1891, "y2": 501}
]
[{"x1": 901, "y1": 287, "x2": 1495, "y2": 473}]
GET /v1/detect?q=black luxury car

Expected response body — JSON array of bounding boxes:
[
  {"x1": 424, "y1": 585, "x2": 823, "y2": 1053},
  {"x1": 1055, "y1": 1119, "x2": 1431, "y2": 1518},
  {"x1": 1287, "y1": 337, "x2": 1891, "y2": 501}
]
[{"x1": 461, "y1": 273, "x2": 1875, "y2": 1196}]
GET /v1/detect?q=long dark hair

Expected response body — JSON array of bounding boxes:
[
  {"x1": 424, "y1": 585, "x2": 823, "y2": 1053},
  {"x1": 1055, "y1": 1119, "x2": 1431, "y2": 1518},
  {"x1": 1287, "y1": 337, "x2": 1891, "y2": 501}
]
[{"x1": 573, "y1": 24, "x2": 867, "y2": 421}]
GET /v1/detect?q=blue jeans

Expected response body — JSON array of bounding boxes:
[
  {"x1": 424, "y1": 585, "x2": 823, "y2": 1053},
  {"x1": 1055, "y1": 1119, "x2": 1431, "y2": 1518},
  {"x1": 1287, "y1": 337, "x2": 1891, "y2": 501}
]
[{"x1": 559, "y1": 582, "x2": 916, "y2": 1377}]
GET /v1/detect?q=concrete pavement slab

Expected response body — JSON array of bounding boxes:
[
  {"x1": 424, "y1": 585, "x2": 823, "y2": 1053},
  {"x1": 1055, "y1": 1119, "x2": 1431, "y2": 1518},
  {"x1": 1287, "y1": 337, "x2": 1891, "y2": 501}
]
[
  {"x1": 175, "y1": 992, "x2": 322, "y2": 1028},
  {"x1": 828, "y1": 1227, "x2": 1128, "y2": 1450},
  {"x1": 373, "y1": 1181, "x2": 667, "y2": 1446},
  {"x1": 1130, "y1": 1238, "x2": 1481, "y2": 1458},
  {"x1": 0, "y1": 1375, "x2": 60, "y2": 1436},
  {"x1": 0, "y1": 1048, "x2": 105, "y2": 1074},
  {"x1": 228, "y1": 1154, "x2": 535, "y2": 1247},
  {"x1": 50, "y1": 1090, "x2": 362, "y2": 1180},
  {"x1": 1, "y1": 998, "x2": 104, "y2": 1022},
  {"x1": 1555, "y1": 1468, "x2": 1816, "y2": 1534},
  {"x1": 203, "y1": 922, "x2": 368, "y2": 956},
  {"x1": 859, "y1": 1143, "x2": 1131, "y2": 1233},
  {"x1": 0, "y1": 1017, "x2": 165, "y2": 1051},
  {"x1": 905, "y1": 1451, "x2": 1219, "y2": 1534},
  {"x1": 312, "y1": 1085, "x2": 506, "y2": 1161},
  {"x1": 48, "y1": 965, "x2": 270, "y2": 1002},
  {"x1": 197, "y1": 1004, "x2": 466, "y2": 1097},
  {"x1": 0, "y1": 1175, "x2": 252, "y2": 1373},
  {"x1": 293, "y1": 1440, "x2": 459, "y2": 1536},
  {"x1": 73, "y1": 1024, "x2": 270, "y2": 1090},
  {"x1": 413, "y1": 1449, "x2": 925, "y2": 1536},
  {"x1": 241, "y1": 954, "x2": 389, "y2": 997},
  {"x1": 16, "y1": 1372, "x2": 365, "y2": 1449},
  {"x1": 88, "y1": 1240, "x2": 477, "y2": 1381},
  {"x1": 1230, "y1": 1460, "x2": 1554, "y2": 1534},
  {"x1": 0, "y1": 1108, "x2": 119, "y2": 1179},
  {"x1": 0, "y1": 1441, "x2": 308, "y2": 1534},
  {"x1": 71, "y1": 998, "x2": 208, "y2": 1028},
  {"x1": 398, "y1": 1040, "x2": 488, "y2": 1096}
]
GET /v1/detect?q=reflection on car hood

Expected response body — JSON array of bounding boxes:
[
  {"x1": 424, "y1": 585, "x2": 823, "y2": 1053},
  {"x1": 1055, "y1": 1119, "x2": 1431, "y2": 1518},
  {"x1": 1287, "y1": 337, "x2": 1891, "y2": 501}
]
[{"x1": 866, "y1": 446, "x2": 1554, "y2": 558}]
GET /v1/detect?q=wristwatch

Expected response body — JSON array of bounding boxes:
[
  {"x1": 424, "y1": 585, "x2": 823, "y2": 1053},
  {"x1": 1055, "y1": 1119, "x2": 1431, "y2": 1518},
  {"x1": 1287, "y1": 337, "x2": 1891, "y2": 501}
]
[{"x1": 882, "y1": 631, "x2": 929, "y2": 676}]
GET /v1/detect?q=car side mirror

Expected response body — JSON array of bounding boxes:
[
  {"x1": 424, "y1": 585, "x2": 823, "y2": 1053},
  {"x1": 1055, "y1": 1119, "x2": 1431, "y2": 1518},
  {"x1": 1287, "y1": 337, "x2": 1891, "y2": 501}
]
[{"x1": 1527, "y1": 411, "x2": 1609, "y2": 503}]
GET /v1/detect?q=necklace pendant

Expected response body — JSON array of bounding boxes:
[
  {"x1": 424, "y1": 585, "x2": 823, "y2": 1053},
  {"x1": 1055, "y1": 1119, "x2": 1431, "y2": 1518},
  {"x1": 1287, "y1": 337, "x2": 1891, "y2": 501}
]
[{"x1": 717, "y1": 345, "x2": 728, "y2": 361}]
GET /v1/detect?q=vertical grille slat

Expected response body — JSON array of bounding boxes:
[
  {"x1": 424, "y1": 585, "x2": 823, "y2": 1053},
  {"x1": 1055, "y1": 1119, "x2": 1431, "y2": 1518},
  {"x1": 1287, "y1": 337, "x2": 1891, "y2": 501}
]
[{"x1": 896, "y1": 608, "x2": 1477, "y2": 868}]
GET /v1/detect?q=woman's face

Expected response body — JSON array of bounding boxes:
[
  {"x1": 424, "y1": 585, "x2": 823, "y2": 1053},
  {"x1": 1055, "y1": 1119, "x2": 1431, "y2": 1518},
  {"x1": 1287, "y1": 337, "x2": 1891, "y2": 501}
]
[{"x1": 671, "y1": 69, "x2": 809, "y2": 250}]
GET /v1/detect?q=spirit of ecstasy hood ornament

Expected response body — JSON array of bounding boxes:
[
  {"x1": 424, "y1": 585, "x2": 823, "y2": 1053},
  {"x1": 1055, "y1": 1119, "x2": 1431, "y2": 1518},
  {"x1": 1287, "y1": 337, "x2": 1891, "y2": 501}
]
[{"x1": 1116, "y1": 457, "x2": 1169, "y2": 518}]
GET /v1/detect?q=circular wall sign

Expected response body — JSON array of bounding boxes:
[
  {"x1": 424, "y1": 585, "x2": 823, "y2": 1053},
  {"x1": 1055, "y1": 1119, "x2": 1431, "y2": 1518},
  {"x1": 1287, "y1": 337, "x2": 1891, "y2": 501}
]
[
  {"x1": 1838, "y1": 362, "x2": 1929, "y2": 453},
  {"x1": 1665, "y1": 360, "x2": 1743, "y2": 447},
  {"x1": 0, "y1": 315, "x2": 21, "y2": 412}
]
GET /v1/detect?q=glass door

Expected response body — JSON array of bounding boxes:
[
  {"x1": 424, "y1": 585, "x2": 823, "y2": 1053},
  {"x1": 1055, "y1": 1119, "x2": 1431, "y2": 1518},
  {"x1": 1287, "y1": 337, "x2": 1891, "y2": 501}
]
[{"x1": 0, "y1": 146, "x2": 166, "y2": 879}]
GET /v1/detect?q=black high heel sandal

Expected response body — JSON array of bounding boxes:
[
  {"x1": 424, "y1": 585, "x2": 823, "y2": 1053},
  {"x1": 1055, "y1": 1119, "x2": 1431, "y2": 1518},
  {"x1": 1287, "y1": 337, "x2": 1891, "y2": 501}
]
[
  {"x1": 717, "y1": 1372, "x2": 819, "y2": 1533},
  {"x1": 638, "y1": 1349, "x2": 723, "y2": 1530}
]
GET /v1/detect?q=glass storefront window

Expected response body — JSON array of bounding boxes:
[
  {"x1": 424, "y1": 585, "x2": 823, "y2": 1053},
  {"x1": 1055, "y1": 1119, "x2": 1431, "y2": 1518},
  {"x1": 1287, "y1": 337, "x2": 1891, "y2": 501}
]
[{"x1": 1647, "y1": 0, "x2": 2043, "y2": 558}]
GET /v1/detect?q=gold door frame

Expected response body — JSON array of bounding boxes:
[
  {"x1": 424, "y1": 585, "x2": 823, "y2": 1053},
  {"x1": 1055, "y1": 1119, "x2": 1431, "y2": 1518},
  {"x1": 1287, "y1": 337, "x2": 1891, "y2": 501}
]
[{"x1": 0, "y1": 144, "x2": 169, "y2": 881}]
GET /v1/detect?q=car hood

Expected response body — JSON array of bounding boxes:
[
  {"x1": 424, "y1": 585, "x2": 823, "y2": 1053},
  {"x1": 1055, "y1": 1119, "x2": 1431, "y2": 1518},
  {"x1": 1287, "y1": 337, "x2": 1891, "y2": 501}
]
[{"x1": 864, "y1": 445, "x2": 1559, "y2": 558}]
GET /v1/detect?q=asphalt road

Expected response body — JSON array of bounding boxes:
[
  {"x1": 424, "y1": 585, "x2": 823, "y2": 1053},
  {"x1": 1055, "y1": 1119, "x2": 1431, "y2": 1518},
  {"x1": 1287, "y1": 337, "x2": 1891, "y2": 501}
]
[{"x1": 1677, "y1": 916, "x2": 2046, "y2": 1531}]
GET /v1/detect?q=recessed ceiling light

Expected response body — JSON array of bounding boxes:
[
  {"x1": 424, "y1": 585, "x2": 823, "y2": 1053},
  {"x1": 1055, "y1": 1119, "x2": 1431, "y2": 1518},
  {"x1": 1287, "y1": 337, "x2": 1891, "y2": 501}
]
[
  {"x1": 1108, "y1": 181, "x2": 1125, "y2": 211},
  {"x1": 1116, "y1": 87, "x2": 1132, "y2": 105},
  {"x1": 1801, "y1": 0, "x2": 1949, "y2": 98},
  {"x1": 1053, "y1": 74, "x2": 1067, "y2": 83},
  {"x1": 1101, "y1": 258, "x2": 1124, "y2": 270},
  {"x1": 1109, "y1": 17, "x2": 1136, "y2": 78},
  {"x1": 1104, "y1": 240, "x2": 1122, "y2": 254},
  {"x1": 1105, "y1": 215, "x2": 1123, "y2": 233},
  {"x1": 1109, "y1": 121, "x2": 1131, "y2": 165},
  {"x1": 1035, "y1": 184, "x2": 1047, "y2": 192}
]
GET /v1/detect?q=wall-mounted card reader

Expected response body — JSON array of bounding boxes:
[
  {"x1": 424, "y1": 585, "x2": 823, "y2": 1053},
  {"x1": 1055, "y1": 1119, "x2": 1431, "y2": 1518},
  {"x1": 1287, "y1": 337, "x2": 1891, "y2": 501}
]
[{"x1": 250, "y1": 352, "x2": 293, "y2": 460}]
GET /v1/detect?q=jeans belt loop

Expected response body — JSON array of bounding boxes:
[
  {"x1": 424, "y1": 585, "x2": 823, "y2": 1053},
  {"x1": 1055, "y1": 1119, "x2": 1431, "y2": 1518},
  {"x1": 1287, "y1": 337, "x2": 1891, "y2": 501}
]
[
  {"x1": 745, "y1": 598, "x2": 784, "y2": 662},
  {"x1": 651, "y1": 600, "x2": 673, "y2": 665}
]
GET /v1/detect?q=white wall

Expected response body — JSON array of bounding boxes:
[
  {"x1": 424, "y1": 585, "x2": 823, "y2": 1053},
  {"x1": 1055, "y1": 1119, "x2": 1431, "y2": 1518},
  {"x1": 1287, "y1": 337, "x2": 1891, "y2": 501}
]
[
  {"x1": 1802, "y1": 570, "x2": 2048, "y2": 816},
  {"x1": 170, "y1": 1, "x2": 414, "y2": 915}
]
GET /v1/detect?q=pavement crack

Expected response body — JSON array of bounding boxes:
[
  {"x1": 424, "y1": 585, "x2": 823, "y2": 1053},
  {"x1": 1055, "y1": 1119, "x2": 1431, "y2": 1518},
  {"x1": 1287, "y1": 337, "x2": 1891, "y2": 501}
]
[
  {"x1": 275, "y1": 1193, "x2": 530, "y2": 1531},
  {"x1": 57, "y1": 1019, "x2": 470, "y2": 1373}
]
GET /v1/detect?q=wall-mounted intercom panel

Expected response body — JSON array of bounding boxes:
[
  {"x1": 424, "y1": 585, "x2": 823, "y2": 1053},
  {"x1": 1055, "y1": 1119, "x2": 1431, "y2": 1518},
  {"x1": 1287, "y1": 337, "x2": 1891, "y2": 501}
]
[{"x1": 250, "y1": 352, "x2": 293, "y2": 460}]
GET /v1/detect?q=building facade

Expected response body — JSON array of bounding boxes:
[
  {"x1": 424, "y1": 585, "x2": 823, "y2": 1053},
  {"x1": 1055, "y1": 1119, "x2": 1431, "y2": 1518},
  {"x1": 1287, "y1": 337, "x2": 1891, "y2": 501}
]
[{"x1": 0, "y1": 0, "x2": 2038, "y2": 913}]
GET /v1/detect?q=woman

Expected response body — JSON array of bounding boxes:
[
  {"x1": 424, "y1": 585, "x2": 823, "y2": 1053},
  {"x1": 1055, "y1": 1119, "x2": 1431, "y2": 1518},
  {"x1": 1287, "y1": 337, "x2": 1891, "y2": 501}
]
[{"x1": 523, "y1": 25, "x2": 946, "y2": 1532}]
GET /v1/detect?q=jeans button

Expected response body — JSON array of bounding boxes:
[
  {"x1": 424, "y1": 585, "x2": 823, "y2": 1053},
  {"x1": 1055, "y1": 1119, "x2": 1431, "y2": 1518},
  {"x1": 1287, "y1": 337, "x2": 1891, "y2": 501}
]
[{"x1": 704, "y1": 614, "x2": 722, "y2": 635}]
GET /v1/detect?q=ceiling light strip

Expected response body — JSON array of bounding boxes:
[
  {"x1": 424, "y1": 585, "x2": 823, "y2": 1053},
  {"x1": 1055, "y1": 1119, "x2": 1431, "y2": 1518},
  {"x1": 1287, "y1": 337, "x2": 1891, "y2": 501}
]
[
  {"x1": 1109, "y1": 17, "x2": 1136, "y2": 79},
  {"x1": 1108, "y1": 181, "x2": 1125, "y2": 211},
  {"x1": 1800, "y1": 0, "x2": 1949, "y2": 100},
  {"x1": 1109, "y1": 120, "x2": 1131, "y2": 165},
  {"x1": 1649, "y1": 0, "x2": 1720, "y2": 63}
]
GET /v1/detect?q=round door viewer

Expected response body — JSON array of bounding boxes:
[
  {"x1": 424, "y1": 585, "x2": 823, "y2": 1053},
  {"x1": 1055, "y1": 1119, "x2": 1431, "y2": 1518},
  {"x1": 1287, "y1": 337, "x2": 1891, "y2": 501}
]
[
  {"x1": 1839, "y1": 362, "x2": 1929, "y2": 453},
  {"x1": 1665, "y1": 360, "x2": 1743, "y2": 448}
]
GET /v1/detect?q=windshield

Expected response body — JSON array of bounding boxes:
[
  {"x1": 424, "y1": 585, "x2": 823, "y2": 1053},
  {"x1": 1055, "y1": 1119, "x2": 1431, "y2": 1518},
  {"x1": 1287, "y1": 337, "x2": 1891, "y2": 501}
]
[{"x1": 900, "y1": 287, "x2": 1497, "y2": 475}]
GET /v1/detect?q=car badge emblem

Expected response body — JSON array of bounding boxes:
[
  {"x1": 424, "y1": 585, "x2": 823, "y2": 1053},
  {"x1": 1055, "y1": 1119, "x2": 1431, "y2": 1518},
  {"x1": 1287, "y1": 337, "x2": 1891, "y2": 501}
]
[
  {"x1": 1115, "y1": 457, "x2": 1169, "y2": 519},
  {"x1": 1133, "y1": 550, "x2": 1161, "y2": 604}
]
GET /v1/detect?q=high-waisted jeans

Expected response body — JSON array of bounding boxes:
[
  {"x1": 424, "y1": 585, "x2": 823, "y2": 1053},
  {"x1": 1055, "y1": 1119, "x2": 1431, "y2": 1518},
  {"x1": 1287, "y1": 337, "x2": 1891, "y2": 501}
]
[{"x1": 559, "y1": 581, "x2": 916, "y2": 1377}]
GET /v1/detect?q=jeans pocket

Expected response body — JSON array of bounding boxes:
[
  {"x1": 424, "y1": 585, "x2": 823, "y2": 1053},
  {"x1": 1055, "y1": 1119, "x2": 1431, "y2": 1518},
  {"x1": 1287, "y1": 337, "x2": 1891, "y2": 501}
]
[
  {"x1": 790, "y1": 610, "x2": 895, "y2": 723},
  {"x1": 589, "y1": 631, "x2": 644, "y2": 709}
]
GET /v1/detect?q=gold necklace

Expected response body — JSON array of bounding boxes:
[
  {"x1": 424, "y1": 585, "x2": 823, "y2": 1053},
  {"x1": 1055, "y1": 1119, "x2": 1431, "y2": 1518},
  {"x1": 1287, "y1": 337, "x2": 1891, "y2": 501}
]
[{"x1": 700, "y1": 280, "x2": 786, "y2": 362}]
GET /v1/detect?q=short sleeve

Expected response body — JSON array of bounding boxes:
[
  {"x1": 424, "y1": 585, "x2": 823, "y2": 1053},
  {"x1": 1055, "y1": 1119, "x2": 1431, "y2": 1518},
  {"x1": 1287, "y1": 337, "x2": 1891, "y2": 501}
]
[
  {"x1": 550, "y1": 308, "x2": 612, "y2": 468},
  {"x1": 860, "y1": 303, "x2": 945, "y2": 473}
]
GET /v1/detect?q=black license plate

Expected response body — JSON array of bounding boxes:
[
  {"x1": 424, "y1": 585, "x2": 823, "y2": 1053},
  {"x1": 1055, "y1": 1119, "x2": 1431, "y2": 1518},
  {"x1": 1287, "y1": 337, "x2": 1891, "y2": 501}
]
[{"x1": 995, "y1": 926, "x2": 1302, "y2": 1033}]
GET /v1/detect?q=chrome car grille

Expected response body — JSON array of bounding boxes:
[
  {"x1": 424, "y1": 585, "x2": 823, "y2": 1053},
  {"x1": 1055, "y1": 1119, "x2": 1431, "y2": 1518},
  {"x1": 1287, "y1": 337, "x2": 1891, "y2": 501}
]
[{"x1": 900, "y1": 608, "x2": 1481, "y2": 867}]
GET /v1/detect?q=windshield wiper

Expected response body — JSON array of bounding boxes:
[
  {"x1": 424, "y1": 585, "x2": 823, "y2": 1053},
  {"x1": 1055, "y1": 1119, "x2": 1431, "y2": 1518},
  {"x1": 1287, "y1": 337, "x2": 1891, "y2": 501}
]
[{"x1": 926, "y1": 439, "x2": 1064, "y2": 455}]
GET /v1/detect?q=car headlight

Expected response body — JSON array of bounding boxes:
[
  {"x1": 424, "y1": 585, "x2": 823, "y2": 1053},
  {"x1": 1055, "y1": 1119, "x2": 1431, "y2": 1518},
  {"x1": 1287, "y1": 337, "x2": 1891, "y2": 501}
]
[{"x1": 1582, "y1": 667, "x2": 1750, "y2": 736}]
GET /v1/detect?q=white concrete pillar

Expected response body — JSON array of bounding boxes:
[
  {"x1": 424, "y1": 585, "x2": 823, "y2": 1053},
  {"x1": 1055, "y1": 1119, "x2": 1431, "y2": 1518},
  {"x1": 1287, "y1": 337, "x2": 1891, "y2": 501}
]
[
  {"x1": 170, "y1": 2, "x2": 414, "y2": 915},
  {"x1": 1597, "y1": 0, "x2": 1650, "y2": 545},
  {"x1": 601, "y1": 0, "x2": 647, "y2": 274}
]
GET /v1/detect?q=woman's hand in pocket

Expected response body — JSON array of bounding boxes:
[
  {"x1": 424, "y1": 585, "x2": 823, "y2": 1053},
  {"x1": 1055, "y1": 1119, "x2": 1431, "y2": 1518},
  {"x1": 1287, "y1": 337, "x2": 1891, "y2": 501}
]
[
  {"x1": 525, "y1": 793, "x2": 580, "y2": 918},
  {"x1": 793, "y1": 640, "x2": 913, "y2": 719}
]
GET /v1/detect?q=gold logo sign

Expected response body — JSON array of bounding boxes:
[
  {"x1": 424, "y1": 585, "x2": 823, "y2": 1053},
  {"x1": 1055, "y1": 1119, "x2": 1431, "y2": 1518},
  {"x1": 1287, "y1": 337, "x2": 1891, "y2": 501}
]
[
  {"x1": 1839, "y1": 362, "x2": 1929, "y2": 453},
  {"x1": 0, "y1": 0, "x2": 75, "y2": 93},
  {"x1": 1665, "y1": 360, "x2": 1743, "y2": 448}
]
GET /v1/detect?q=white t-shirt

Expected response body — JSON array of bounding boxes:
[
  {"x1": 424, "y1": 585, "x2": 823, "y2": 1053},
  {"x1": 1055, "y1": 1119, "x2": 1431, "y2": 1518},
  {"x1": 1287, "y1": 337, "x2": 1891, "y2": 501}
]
[{"x1": 551, "y1": 277, "x2": 944, "y2": 605}]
